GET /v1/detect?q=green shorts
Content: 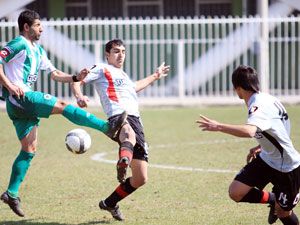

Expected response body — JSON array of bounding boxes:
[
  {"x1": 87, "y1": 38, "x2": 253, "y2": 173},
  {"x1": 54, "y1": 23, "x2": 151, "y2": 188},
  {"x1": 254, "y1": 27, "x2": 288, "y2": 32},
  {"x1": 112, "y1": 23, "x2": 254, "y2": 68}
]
[{"x1": 6, "y1": 91, "x2": 57, "y2": 140}]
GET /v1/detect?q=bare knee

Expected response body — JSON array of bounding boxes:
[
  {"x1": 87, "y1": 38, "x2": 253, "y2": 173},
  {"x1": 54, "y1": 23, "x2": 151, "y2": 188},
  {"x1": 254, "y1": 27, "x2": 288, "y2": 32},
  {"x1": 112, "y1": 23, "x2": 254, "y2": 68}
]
[
  {"x1": 228, "y1": 188, "x2": 242, "y2": 202},
  {"x1": 52, "y1": 100, "x2": 69, "y2": 114},
  {"x1": 228, "y1": 180, "x2": 252, "y2": 203},
  {"x1": 119, "y1": 124, "x2": 136, "y2": 145},
  {"x1": 228, "y1": 184, "x2": 246, "y2": 202},
  {"x1": 131, "y1": 175, "x2": 148, "y2": 188}
]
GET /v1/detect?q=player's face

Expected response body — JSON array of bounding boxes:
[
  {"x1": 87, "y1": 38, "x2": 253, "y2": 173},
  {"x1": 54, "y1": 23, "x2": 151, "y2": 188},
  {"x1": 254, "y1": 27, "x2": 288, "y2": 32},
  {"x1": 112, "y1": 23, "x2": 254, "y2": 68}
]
[
  {"x1": 28, "y1": 19, "x2": 43, "y2": 41},
  {"x1": 106, "y1": 45, "x2": 126, "y2": 68}
]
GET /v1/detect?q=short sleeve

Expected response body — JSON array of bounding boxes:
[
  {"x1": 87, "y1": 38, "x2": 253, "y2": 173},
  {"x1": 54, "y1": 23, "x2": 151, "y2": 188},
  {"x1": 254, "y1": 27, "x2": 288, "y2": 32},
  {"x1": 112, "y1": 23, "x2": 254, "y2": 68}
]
[
  {"x1": 0, "y1": 39, "x2": 23, "y2": 63},
  {"x1": 83, "y1": 64, "x2": 102, "y2": 83},
  {"x1": 247, "y1": 105, "x2": 271, "y2": 131},
  {"x1": 39, "y1": 47, "x2": 56, "y2": 73}
]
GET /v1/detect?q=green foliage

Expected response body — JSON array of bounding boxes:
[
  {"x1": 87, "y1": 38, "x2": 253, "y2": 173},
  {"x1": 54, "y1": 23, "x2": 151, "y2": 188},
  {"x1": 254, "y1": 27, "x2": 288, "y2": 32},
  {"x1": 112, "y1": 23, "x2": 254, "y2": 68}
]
[{"x1": 0, "y1": 105, "x2": 300, "y2": 224}]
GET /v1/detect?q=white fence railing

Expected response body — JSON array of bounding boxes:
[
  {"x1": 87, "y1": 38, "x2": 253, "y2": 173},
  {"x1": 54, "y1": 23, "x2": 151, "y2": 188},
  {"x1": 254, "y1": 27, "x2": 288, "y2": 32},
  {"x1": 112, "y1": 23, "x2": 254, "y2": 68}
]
[{"x1": 1, "y1": 16, "x2": 300, "y2": 106}]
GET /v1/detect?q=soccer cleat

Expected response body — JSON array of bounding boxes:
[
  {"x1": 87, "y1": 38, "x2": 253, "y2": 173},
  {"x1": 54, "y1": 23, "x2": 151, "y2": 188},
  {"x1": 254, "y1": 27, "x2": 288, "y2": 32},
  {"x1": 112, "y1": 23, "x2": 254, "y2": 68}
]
[
  {"x1": 0, "y1": 191, "x2": 25, "y2": 217},
  {"x1": 99, "y1": 200, "x2": 124, "y2": 221},
  {"x1": 106, "y1": 111, "x2": 128, "y2": 138},
  {"x1": 116, "y1": 157, "x2": 130, "y2": 183},
  {"x1": 268, "y1": 202, "x2": 278, "y2": 224}
]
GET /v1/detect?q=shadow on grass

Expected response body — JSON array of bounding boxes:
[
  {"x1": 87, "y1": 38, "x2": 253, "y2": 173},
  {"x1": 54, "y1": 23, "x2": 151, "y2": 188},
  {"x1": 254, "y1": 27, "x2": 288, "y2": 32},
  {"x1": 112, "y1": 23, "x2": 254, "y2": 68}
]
[{"x1": 0, "y1": 220, "x2": 112, "y2": 225}]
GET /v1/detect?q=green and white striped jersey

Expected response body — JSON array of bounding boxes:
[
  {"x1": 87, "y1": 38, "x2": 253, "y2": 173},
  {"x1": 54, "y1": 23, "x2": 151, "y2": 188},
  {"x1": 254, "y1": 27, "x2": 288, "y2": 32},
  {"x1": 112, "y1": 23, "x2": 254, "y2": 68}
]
[{"x1": 0, "y1": 35, "x2": 56, "y2": 98}]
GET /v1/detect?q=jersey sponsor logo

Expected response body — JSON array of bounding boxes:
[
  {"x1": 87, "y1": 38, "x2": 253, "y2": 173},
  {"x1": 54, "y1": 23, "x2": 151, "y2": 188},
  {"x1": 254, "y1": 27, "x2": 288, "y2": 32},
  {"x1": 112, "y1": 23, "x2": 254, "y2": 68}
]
[
  {"x1": 114, "y1": 79, "x2": 124, "y2": 86},
  {"x1": 27, "y1": 74, "x2": 37, "y2": 82},
  {"x1": 248, "y1": 106, "x2": 258, "y2": 115}
]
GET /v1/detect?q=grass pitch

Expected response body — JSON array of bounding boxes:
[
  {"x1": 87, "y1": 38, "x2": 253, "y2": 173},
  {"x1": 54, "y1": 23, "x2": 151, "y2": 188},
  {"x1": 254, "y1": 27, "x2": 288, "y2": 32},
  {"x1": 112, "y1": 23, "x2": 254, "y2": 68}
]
[{"x1": 0, "y1": 105, "x2": 300, "y2": 225}]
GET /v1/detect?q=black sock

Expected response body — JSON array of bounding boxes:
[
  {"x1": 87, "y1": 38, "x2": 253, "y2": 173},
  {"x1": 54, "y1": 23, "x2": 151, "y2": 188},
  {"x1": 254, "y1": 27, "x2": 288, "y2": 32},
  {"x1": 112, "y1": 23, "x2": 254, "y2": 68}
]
[
  {"x1": 240, "y1": 188, "x2": 271, "y2": 203},
  {"x1": 280, "y1": 212, "x2": 299, "y2": 225},
  {"x1": 105, "y1": 178, "x2": 136, "y2": 207}
]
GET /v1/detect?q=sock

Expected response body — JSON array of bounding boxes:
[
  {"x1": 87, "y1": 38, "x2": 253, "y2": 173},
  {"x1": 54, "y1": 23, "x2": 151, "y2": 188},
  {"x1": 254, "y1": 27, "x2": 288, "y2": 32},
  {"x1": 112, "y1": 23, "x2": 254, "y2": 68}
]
[
  {"x1": 104, "y1": 178, "x2": 137, "y2": 207},
  {"x1": 119, "y1": 141, "x2": 134, "y2": 161},
  {"x1": 280, "y1": 212, "x2": 299, "y2": 225},
  {"x1": 240, "y1": 188, "x2": 271, "y2": 204},
  {"x1": 7, "y1": 150, "x2": 35, "y2": 198},
  {"x1": 62, "y1": 104, "x2": 109, "y2": 133}
]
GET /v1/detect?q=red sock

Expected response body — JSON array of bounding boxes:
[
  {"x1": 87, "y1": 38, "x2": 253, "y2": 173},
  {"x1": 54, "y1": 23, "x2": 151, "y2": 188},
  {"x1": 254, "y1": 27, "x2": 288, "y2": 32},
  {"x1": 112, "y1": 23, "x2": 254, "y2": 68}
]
[
  {"x1": 119, "y1": 141, "x2": 133, "y2": 161},
  {"x1": 260, "y1": 191, "x2": 270, "y2": 203}
]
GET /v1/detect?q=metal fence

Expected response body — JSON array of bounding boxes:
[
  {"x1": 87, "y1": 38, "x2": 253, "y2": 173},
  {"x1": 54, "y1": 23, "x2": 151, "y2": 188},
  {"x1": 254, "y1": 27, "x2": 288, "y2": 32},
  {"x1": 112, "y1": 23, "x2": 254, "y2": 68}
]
[{"x1": 1, "y1": 16, "x2": 300, "y2": 106}]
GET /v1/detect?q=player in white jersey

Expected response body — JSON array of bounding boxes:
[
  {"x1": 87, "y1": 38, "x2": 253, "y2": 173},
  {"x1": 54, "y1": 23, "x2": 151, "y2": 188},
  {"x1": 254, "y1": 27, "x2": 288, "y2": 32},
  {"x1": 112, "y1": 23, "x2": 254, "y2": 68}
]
[
  {"x1": 0, "y1": 10, "x2": 126, "y2": 217},
  {"x1": 72, "y1": 39, "x2": 170, "y2": 220},
  {"x1": 196, "y1": 65, "x2": 300, "y2": 225}
]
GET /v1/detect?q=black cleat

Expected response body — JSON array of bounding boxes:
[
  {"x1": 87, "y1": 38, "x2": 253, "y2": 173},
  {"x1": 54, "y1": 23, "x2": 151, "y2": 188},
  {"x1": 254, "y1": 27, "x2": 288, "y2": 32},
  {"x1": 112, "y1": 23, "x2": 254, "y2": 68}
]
[
  {"x1": 0, "y1": 191, "x2": 25, "y2": 217},
  {"x1": 268, "y1": 202, "x2": 278, "y2": 224},
  {"x1": 99, "y1": 200, "x2": 124, "y2": 221},
  {"x1": 116, "y1": 157, "x2": 130, "y2": 183},
  {"x1": 106, "y1": 111, "x2": 128, "y2": 138}
]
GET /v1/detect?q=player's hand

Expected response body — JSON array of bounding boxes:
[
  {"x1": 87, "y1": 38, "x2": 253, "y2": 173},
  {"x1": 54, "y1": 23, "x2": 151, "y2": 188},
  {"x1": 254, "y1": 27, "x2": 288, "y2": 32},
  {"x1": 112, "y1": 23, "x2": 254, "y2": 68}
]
[
  {"x1": 196, "y1": 115, "x2": 221, "y2": 132},
  {"x1": 76, "y1": 95, "x2": 89, "y2": 108},
  {"x1": 7, "y1": 83, "x2": 24, "y2": 99},
  {"x1": 155, "y1": 62, "x2": 170, "y2": 79},
  {"x1": 246, "y1": 146, "x2": 261, "y2": 164},
  {"x1": 77, "y1": 68, "x2": 90, "y2": 81}
]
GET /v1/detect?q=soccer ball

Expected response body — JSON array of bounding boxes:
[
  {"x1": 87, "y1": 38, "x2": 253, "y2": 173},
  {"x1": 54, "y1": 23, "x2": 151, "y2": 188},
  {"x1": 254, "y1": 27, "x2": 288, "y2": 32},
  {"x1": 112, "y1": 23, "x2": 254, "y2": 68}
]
[{"x1": 65, "y1": 128, "x2": 91, "y2": 154}]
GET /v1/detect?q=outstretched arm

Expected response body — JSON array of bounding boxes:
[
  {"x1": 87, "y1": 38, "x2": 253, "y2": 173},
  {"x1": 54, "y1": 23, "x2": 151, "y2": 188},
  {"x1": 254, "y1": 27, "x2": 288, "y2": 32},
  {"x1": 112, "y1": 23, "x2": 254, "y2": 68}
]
[
  {"x1": 50, "y1": 68, "x2": 89, "y2": 83},
  {"x1": 135, "y1": 62, "x2": 170, "y2": 92},
  {"x1": 70, "y1": 79, "x2": 89, "y2": 108},
  {"x1": 196, "y1": 114, "x2": 257, "y2": 138}
]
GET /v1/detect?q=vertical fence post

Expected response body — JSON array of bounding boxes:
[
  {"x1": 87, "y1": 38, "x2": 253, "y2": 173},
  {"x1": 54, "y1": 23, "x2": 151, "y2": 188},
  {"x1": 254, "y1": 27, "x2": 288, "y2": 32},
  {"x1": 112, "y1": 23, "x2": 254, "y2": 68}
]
[
  {"x1": 257, "y1": 0, "x2": 269, "y2": 93},
  {"x1": 177, "y1": 41, "x2": 185, "y2": 100}
]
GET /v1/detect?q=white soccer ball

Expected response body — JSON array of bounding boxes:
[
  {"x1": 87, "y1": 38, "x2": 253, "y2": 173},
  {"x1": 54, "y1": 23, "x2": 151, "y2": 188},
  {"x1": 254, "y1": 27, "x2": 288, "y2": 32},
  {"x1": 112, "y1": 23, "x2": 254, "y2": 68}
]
[{"x1": 65, "y1": 128, "x2": 91, "y2": 154}]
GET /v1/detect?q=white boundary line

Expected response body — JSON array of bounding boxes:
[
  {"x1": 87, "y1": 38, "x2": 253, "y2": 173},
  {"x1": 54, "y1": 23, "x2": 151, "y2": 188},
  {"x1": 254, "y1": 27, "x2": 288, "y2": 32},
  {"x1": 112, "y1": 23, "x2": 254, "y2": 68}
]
[
  {"x1": 90, "y1": 153, "x2": 238, "y2": 174},
  {"x1": 90, "y1": 138, "x2": 245, "y2": 174}
]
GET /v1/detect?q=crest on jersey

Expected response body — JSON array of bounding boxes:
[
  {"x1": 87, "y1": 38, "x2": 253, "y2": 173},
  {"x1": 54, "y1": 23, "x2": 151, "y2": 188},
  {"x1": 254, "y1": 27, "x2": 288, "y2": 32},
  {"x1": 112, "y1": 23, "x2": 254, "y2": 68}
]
[
  {"x1": 0, "y1": 48, "x2": 10, "y2": 58},
  {"x1": 248, "y1": 106, "x2": 258, "y2": 115}
]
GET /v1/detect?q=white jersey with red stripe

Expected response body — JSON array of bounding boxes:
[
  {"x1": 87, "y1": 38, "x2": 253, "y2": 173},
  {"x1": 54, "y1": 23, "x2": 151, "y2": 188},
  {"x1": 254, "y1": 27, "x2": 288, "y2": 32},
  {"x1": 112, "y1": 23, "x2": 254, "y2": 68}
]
[{"x1": 83, "y1": 63, "x2": 139, "y2": 118}]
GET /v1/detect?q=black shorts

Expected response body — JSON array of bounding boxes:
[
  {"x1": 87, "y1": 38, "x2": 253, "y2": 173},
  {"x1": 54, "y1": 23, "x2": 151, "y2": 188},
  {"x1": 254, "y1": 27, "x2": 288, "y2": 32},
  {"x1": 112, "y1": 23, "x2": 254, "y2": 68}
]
[
  {"x1": 235, "y1": 155, "x2": 300, "y2": 211},
  {"x1": 108, "y1": 114, "x2": 149, "y2": 162}
]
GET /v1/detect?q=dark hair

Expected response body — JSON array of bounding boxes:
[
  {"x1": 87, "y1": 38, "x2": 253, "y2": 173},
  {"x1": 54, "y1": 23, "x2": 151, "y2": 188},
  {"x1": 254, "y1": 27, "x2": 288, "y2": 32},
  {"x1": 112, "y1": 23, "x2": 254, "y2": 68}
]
[
  {"x1": 231, "y1": 65, "x2": 260, "y2": 93},
  {"x1": 105, "y1": 39, "x2": 125, "y2": 53},
  {"x1": 18, "y1": 10, "x2": 40, "y2": 32}
]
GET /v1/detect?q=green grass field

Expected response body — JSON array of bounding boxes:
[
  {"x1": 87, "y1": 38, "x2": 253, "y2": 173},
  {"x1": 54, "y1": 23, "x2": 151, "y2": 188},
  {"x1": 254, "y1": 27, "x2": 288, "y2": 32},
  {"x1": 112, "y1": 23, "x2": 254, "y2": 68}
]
[{"x1": 1, "y1": 105, "x2": 300, "y2": 225}]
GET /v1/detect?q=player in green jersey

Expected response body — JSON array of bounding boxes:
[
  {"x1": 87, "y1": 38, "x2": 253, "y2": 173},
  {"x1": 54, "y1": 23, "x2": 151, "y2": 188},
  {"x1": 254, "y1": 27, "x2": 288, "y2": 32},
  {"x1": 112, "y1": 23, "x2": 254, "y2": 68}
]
[{"x1": 0, "y1": 10, "x2": 127, "y2": 217}]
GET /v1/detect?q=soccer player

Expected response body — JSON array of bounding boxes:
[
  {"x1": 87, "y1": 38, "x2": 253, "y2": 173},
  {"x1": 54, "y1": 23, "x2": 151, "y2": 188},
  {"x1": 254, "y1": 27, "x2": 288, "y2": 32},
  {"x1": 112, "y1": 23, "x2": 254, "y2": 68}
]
[
  {"x1": 71, "y1": 39, "x2": 170, "y2": 220},
  {"x1": 196, "y1": 65, "x2": 300, "y2": 225},
  {"x1": 0, "y1": 10, "x2": 127, "y2": 217}
]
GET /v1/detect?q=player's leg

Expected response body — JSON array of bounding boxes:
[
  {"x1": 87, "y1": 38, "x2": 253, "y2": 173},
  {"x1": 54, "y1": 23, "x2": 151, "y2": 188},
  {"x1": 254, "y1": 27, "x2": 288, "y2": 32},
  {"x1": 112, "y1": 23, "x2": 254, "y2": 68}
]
[
  {"x1": 99, "y1": 115, "x2": 147, "y2": 220},
  {"x1": 229, "y1": 155, "x2": 274, "y2": 204},
  {"x1": 271, "y1": 165, "x2": 300, "y2": 225},
  {"x1": 116, "y1": 123, "x2": 136, "y2": 183},
  {"x1": 276, "y1": 205, "x2": 298, "y2": 225},
  {"x1": 1, "y1": 124, "x2": 38, "y2": 217},
  {"x1": 99, "y1": 159, "x2": 148, "y2": 221},
  {"x1": 11, "y1": 91, "x2": 126, "y2": 137},
  {"x1": 52, "y1": 99, "x2": 127, "y2": 138}
]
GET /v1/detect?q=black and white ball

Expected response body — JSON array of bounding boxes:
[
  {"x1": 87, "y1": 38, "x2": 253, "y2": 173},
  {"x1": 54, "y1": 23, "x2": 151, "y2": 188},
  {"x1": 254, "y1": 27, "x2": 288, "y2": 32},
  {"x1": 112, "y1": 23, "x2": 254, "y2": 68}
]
[{"x1": 65, "y1": 128, "x2": 91, "y2": 154}]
